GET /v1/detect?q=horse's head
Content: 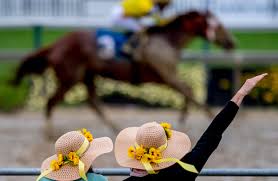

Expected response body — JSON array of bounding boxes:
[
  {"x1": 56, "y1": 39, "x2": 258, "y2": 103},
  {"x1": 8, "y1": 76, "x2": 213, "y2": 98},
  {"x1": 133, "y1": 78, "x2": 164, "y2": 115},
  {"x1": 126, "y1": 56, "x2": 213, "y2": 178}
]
[{"x1": 180, "y1": 11, "x2": 235, "y2": 50}]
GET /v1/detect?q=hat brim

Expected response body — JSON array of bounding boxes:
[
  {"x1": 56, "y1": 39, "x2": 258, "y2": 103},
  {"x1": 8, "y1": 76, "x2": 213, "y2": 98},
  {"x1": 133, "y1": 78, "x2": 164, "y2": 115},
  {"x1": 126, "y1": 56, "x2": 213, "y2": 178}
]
[
  {"x1": 115, "y1": 127, "x2": 191, "y2": 170},
  {"x1": 41, "y1": 137, "x2": 113, "y2": 181}
]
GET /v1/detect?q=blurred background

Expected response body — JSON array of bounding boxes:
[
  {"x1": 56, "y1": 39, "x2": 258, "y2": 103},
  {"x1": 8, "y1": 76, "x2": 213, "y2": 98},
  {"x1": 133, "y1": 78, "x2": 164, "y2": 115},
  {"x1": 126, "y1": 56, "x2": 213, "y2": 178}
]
[{"x1": 0, "y1": 0, "x2": 278, "y2": 181}]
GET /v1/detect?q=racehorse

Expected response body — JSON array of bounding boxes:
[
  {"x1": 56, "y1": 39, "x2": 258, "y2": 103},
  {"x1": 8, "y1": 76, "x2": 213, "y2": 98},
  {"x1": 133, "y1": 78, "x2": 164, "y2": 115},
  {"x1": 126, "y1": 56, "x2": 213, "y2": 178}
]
[{"x1": 11, "y1": 10, "x2": 235, "y2": 137}]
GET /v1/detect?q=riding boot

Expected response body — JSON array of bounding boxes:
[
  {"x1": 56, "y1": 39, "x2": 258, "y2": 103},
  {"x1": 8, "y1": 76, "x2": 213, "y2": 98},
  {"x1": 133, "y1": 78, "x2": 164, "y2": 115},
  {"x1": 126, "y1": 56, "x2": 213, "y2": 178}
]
[
  {"x1": 122, "y1": 34, "x2": 138, "y2": 59},
  {"x1": 122, "y1": 32, "x2": 148, "y2": 62}
]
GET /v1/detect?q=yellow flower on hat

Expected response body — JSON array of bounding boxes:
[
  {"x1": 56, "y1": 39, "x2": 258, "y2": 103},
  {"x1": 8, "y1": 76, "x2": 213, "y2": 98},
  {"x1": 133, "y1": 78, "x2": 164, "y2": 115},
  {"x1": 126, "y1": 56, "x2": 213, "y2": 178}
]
[
  {"x1": 134, "y1": 145, "x2": 147, "y2": 160},
  {"x1": 160, "y1": 122, "x2": 172, "y2": 139},
  {"x1": 149, "y1": 148, "x2": 156, "y2": 157},
  {"x1": 142, "y1": 154, "x2": 155, "y2": 163},
  {"x1": 67, "y1": 152, "x2": 75, "y2": 161},
  {"x1": 154, "y1": 148, "x2": 162, "y2": 159},
  {"x1": 136, "y1": 155, "x2": 143, "y2": 160},
  {"x1": 68, "y1": 152, "x2": 78, "y2": 161},
  {"x1": 156, "y1": 150, "x2": 162, "y2": 160},
  {"x1": 129, "y1": 144, "x2": 164, "y2": 163},
  {"x1": 67, "y1": 152, "x2": 80, "y2": 166},
  {"x1": 84, "y1": 132, "x2": 93, "y2": 142},
  {"x1": 128, "y1": 146, "x2": 136, "y2": 158},
  {"x1": 148, "y1": 147, "x2": 162, "y2": 161},
  {"x1": 160, "y1": 122, "x2": 171, "y2": 129},
  {"x1": 82, "y1": 128, "x2": 88, "y2": 133},
  {"x1": 80, "y1": 128, "x2": 94, "y2": 142},
  {"x1": 57, "y1": 154, "x2": 64, "y2": 166},
  {"x1": 136, "y1": 145, "x2": 146, "y2": 156},
  {"x1": 50, "y1": 160, "x2": 60, "y2": 171},
  {"x1": 73, "y1": 157, "x2": 79, "y2": 165}
]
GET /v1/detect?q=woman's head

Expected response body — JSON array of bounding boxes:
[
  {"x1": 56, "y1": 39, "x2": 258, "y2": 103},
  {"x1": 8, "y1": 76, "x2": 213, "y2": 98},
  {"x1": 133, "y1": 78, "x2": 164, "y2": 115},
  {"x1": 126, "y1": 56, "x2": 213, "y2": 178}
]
[
  {"x1": 115, "y1": 122, "x2": 197, "y2": 175},
  {"x1": 37, "y1": 129, "x2": 113, "y2": 181}
]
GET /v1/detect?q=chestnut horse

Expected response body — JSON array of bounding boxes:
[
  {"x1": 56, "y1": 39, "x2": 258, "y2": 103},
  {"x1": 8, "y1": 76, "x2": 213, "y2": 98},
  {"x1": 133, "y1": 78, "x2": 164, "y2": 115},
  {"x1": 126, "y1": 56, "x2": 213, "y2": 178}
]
[{"x1": 12, "y1": 11, "x2": 235, "y2": 136}]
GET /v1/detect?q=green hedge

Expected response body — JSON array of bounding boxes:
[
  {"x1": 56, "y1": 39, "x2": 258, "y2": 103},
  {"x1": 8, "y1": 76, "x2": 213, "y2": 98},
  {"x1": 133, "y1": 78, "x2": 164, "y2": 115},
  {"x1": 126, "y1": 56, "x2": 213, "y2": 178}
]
[
  {"x1": 0, "y1": 61, "x2": 29, "y2": 111},
  {"x1": 26, "y1": 63, "x2": 205, "y2": 110}
]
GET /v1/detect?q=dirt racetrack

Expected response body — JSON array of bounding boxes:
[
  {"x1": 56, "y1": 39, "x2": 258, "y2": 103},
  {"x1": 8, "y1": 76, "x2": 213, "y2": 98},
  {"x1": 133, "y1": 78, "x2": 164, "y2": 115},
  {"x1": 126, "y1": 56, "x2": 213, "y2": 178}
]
[{"x1": 0, "y1": 104, "x2": 278, "y2": 181}]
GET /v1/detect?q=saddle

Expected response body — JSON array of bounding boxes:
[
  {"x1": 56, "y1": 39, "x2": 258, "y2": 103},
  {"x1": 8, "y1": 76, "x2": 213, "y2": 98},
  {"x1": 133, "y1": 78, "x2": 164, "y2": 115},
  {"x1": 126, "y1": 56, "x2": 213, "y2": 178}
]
[
  {"x1": 95, "y1": 28, "x2": 134, "y2": 61},
  {"x1": 95, "y1": 28, "x2": 144, "y2": 84}
]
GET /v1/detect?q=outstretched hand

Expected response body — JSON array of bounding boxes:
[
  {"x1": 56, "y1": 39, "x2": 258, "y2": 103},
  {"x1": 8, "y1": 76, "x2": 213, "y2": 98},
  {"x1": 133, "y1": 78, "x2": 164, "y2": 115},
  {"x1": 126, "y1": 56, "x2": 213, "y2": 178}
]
[
  {"x1": 238, "y1": 73, "x2": 268, "y2": 96},
  {"x1": 231, "y1": 73, "x2": 268, "y2": 106}
]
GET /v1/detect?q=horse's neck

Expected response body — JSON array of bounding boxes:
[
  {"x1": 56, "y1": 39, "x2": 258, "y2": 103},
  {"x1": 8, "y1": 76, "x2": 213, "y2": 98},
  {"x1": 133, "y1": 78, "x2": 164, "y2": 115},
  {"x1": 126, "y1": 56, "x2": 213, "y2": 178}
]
[
  {"x1": 146, "y1": 18, "x2": 197, "y2": 49},
  {"x1": 158, "y1": 28, "x2": 193, "y2": 50}
]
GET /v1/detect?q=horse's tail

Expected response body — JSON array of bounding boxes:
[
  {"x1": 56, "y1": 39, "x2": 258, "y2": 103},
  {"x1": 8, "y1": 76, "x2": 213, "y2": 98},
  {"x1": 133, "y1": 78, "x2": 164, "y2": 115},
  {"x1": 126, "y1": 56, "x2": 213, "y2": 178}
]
[{"x1": 10, "y1": 47, "x2": 50, "y2": 86}]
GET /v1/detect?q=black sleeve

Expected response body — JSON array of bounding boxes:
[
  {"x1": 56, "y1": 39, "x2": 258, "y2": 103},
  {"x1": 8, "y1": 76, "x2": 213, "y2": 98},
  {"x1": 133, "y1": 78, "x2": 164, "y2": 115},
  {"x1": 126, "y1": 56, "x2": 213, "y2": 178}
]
[{"x1": 181, "y1": 101, "x2": 239, "y2": 171}]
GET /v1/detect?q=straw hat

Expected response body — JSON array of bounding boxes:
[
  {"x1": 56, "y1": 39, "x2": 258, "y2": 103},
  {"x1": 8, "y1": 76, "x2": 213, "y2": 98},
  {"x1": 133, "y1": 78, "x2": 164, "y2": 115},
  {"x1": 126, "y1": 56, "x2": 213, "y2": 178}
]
[
  {"x1": 115, "y1": 122, "x2": 191, "y2": 171},
  {"x1": 39, "y1": 130, "x2": 113, "y2": 181}
]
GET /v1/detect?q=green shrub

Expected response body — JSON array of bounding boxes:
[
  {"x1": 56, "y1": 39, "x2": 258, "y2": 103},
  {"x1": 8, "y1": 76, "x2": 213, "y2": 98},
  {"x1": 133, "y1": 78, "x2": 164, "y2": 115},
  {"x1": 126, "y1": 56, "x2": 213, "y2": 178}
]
[{"x1": 0, "y1": 61, "x2": 29, "y2": 111}]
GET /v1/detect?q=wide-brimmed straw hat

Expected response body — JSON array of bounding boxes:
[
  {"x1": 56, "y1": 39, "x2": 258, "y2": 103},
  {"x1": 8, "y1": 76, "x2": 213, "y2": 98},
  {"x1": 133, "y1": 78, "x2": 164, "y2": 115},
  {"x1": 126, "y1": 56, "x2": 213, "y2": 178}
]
[
  {"x1": 37, "y1": 129, "x2": 113, "y2": 181},
  {"x1": 115, "y1": 122, "x2": 194, "y2": 172}
]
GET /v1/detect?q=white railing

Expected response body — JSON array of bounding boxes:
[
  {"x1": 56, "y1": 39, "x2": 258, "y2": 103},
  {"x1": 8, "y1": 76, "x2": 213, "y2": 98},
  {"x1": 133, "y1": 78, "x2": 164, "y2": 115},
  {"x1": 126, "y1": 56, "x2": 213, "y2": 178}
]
[
  {"x1": 1, "y1": 0, "x2": 277, "y2": 17},
  {"x1": 0, "y1": 0, "x2": 278, "y2": 29},
  {"x1": 2, "y1": 168, "x2": 278, "y2": 177},
  {"x1": 0, "y1": 0, "x2": 120, "y2": 18}
]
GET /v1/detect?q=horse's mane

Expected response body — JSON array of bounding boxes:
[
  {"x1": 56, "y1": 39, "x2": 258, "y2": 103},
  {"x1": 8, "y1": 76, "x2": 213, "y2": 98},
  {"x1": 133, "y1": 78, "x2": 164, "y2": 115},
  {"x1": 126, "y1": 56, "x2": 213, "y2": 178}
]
[{"x1": 145, "y1": 10, "x2": 203, "y2": 34}]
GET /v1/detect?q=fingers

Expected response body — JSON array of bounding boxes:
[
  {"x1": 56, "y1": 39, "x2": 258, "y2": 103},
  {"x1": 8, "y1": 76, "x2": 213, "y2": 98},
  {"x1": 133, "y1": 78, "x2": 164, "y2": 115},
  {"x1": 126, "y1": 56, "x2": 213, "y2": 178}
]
[
  {"x1": 251, "y1": 73, "x2": 268, "y2": 83},
  {"x1": 239, "y1": 73, "x2": 268, "y2": 95}
]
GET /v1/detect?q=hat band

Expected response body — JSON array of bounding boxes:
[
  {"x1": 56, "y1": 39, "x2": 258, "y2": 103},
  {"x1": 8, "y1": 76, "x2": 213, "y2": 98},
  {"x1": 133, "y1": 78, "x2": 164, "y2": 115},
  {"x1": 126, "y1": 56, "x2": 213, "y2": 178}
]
[
  {"x1": 36, "y1": 138, "x2": 90, "y2": 181},
  {"x1": 141, "y1": 157, "x2": 198, "y2": 174},
  {"x1": 132, "y1": 141, "x2": 198, "y2": 174},
  {"x1": 76, "y1": 138, "x2": 90, "y2": 156}
]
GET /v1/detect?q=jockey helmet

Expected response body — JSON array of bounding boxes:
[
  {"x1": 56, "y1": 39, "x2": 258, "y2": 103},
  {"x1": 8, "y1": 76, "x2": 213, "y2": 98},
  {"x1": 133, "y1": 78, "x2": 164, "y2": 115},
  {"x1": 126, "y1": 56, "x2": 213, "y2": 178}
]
[{"x1": 122, "y1": 0, "x2": 154, "y2": 17}]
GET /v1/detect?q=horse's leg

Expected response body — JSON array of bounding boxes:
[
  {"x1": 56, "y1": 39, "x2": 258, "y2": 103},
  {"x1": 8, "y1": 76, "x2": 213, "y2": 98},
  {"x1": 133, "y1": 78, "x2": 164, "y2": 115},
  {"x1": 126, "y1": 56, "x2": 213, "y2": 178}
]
[
  {"x1": 144, "y1": 38, "x2": 214, "y2": 124},
  {"x1": 83, "y1": 71, "x2": 120, "y2": 133},
  {"x1": 166, "y1": 80, "x2": 194, "y2": 128},
  {"x1": 157, "y1": 66, "x2": 213, "y2": 119},
  {"x1": 146, "y1": 63, "x2": 212, "y2": 124},
  {"x1": 154, "y1": 67, "x2": 214, "y2": 121},
  {"x1": 148, "y1": 65, "x2": 194, "y2": 127},
  {"x1": 44, "y1": 84, "x2": 71, "y2": 140},
  {"x1": 178, "y1": 95, "x2": 189, "y2": 124},
  {"x1": 142, "y1": 48, "x2": 189, "y2": 126}
]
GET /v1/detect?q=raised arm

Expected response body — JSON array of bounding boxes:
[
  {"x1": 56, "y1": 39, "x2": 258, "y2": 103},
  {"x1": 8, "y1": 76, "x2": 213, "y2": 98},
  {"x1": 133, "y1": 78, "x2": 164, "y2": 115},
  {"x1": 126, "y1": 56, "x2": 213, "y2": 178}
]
[
  {"x1": 231, "y1": 73, "x2": 267, "y2": 106},
  {"x1": 182, "y1": 73, "x2": 267, "y2": 171}
]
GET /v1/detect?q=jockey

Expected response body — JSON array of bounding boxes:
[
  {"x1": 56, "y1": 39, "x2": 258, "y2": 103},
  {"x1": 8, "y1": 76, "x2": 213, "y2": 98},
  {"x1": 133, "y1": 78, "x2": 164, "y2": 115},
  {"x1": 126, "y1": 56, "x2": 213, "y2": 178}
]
[
  {"x1": 110, "y1": 0, "x2": 171, "y2": 32},
  {"x1": 97, "y1": 0, "x2": 171, "y2": 60}
]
